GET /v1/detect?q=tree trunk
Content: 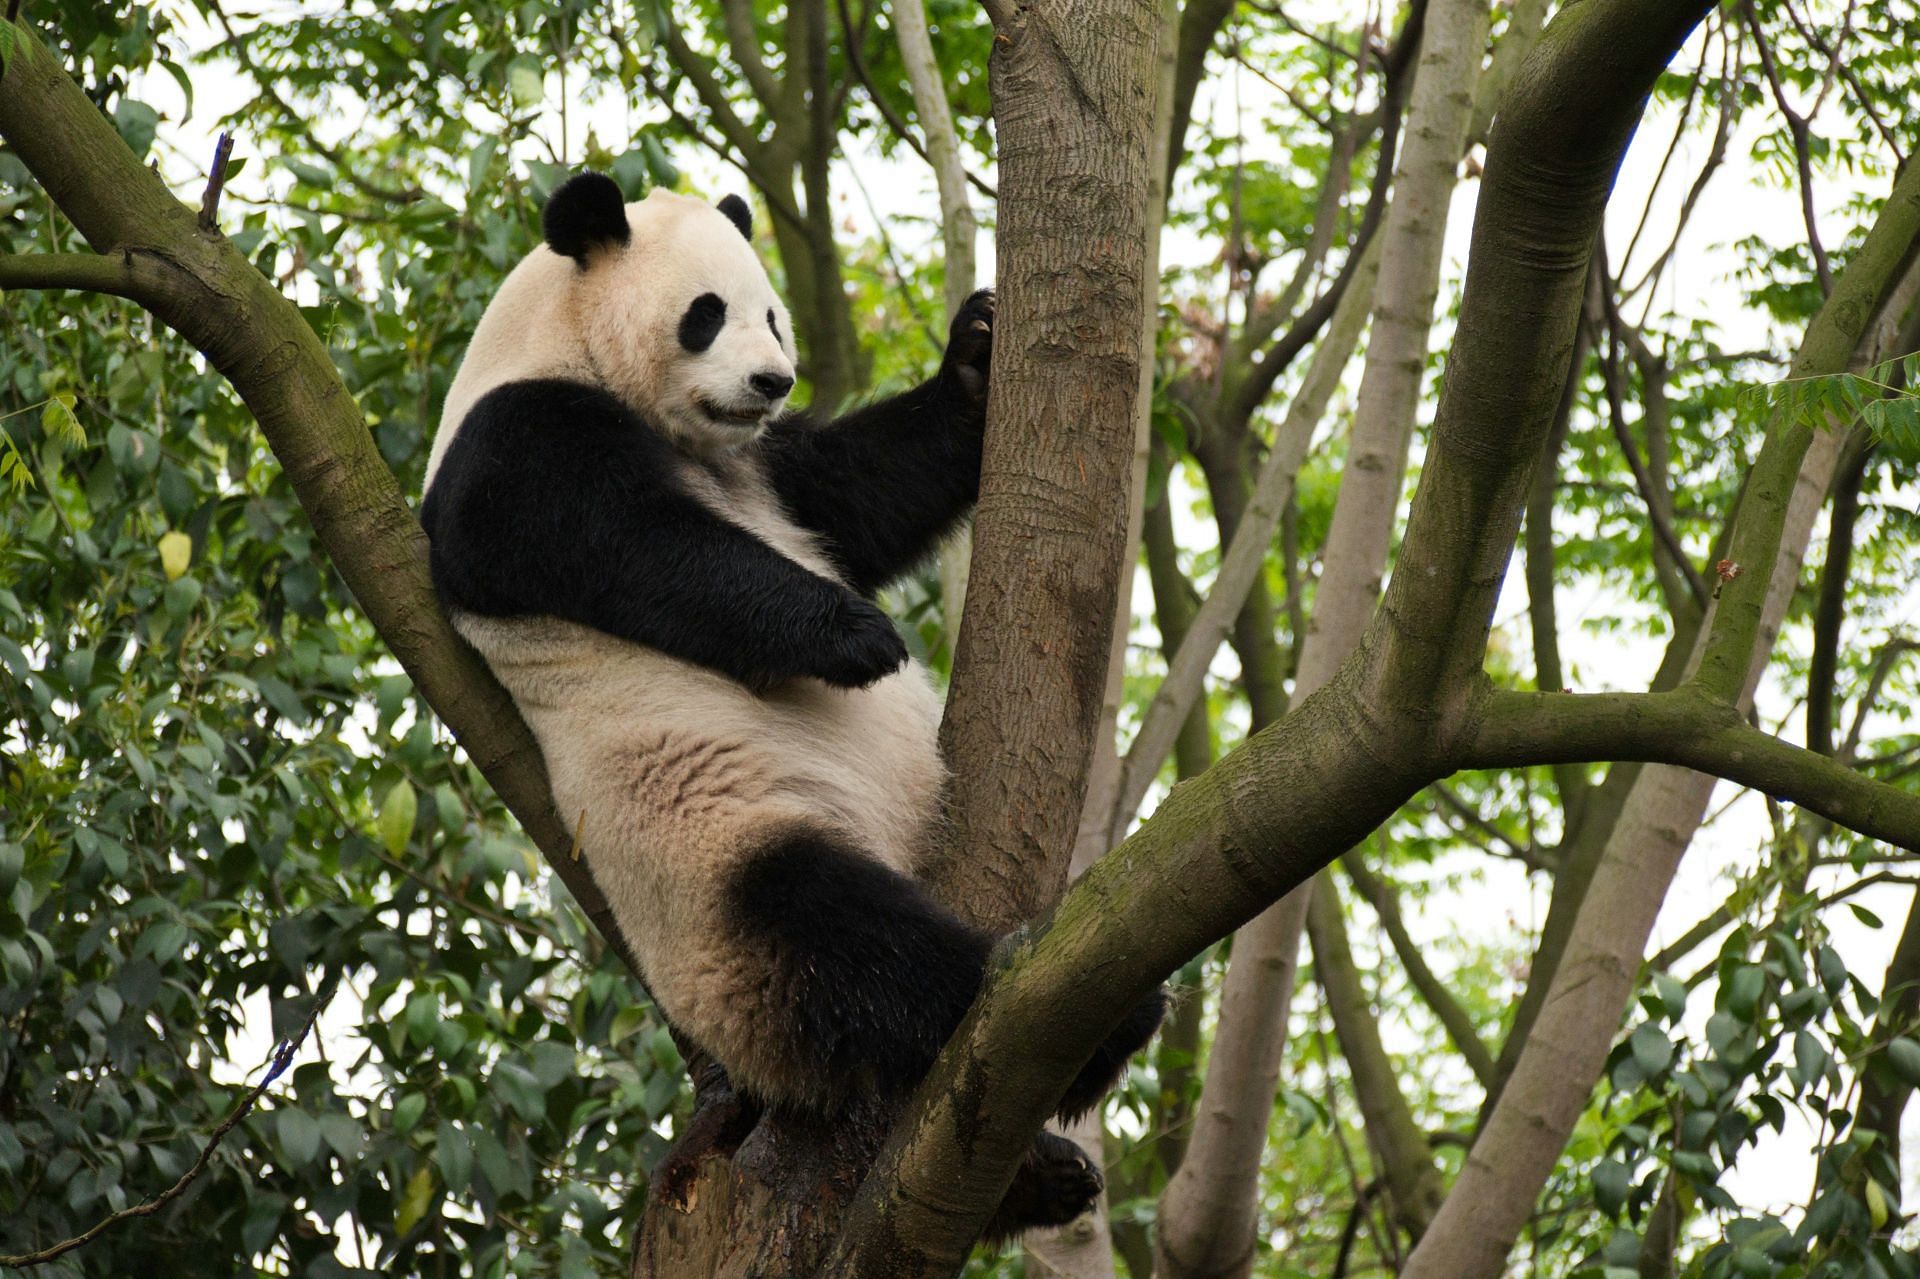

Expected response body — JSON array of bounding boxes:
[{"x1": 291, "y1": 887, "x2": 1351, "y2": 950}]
[
  {"x1": 1402, "y1": 155, "x2": 1920, "y2": 1279},
  {"x1": 929, "y1": 0, "x2": 1163, "y2": 936},
  {"x1": 1153, "y1": 2, "x2": 1486, "y2": 1267}
]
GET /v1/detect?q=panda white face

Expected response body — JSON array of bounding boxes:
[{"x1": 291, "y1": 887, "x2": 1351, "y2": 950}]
[{"x1": 557, "y1": 183, "x2": 798, "y2": 455}]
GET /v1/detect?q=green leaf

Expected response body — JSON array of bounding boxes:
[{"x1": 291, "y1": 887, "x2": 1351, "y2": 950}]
[
  {"x1": 0, "y1": 21, "x2": 18, "y2": 74},
  {"x1": 1816, "y1": 945, "x2": 1847, "y2": 994},
  {"x1": 507, "y1": 56, "x2": 544, "y2": 108},
  {"x1": 404, "y1": 992, "x2": 437, "y2": 1048},
  {"x1": 1885, "y1": 1036, "x2": 1920, "y2": 1087},
  {"x1": 277, "y1": 1109, "x2": 321, "y2": 1166},
  {"x1": 1791, "y1": 1028, "x2": 1828, "y2": 1087},
  {"x1": 1652, "y1": 972, "x2": 1688, "y2": 1020},
  {"x1": 393, "y1": 1092, "x2": 427, "y2": 1136},
  {"x1": 41, "y1": 392, "x2": 84, "y2": 446},
  {"x1": 113, "y1": 100, "x2": 160, "y2": 158},
  {"x1": 163, "y1": 576, "x2": 201, "y2": 620},
  {"x1": 434, "y1": 1121, "x2": 472, "y2": 1192},
  {"x1": 281, "y1": 157, "x2": 333, "y2": 189},
  {"x1": 1630, "y1": 1024, "x2": 1674, "y2": 1076},
  {"x1": 1592, "y1": 1159, "x2": 1631, "y2": 1216},
  {"x1": 379, "y1": 779, "x2": 418, "y2": 856},
  {"x1": 609, "y1": 1005, "x2": 649, "y2": 1047},
  {"x1": 395, "y1": 1164, "x2": 436, "y2": 1236},
  {"x1": 1725, "y1": 965, "x2": 1765, "y2": 1018}
]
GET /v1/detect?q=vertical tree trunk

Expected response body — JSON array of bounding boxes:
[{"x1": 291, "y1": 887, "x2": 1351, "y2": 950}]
[
  {"x1": 1028, "y1": 7, "x2": 1178, "y2": 1272},
  {"x1": 929, "y1": 0, "x2": 1163, "y2": 936},
  {"x1": 1153, "y1": 2, "x2": 1487, "y2": 1269},
  {"x1": 1402, "y1": 157, "x2": 1920, "y2": 1279}
]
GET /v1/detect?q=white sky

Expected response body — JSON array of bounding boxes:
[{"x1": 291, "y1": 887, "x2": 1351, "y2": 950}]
[{"x1": 111, "y1": 1, "x2": 1920, "y2": 1260}]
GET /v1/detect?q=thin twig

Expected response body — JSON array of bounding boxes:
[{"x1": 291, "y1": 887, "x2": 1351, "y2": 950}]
[
  {"x1": 1741, "y1": 0, "x2": 1832, "y2": 295},
  {"x1": 1596, "y1": 255, "x2": 1711, "y2": 608},
  {"x1": 835, "y1": 0, "x2": 997, "y2": 199},
  {"x1": 0, "y1": 980, "x2": 337, "y2": 1268},
  {"x1": 198, "y1": 131, "x2": 235, "y2": 230}
]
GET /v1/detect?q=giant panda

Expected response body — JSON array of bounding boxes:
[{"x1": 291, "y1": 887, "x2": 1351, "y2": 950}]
[{"x1": 420, "y1": 173, "x2": 1163, "y2": 1233}]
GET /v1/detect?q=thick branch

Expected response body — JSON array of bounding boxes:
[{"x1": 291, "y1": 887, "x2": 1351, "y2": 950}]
[
  {"x1": 0, "y1": 250, "x2": 173, "y2": 302},
  {"x1": 1695, "y1": 153, "x2": 1920, "y2": 702},
  {"x1": 1466, "y1": 689, "x2": 1920, "y2": 853},
  {"x1": 0, "y1": 21, "x2": 643, "y2": 978}
]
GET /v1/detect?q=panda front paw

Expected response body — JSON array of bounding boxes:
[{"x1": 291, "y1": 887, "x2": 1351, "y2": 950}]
[
  {"x1": 940, "y1": 288, "x2": 995, "y2": 406},
  {"x1": 816, "y1": 598, "x2": 910, "y2": 688}
]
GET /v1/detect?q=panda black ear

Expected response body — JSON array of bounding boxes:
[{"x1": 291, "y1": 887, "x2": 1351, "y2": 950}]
[
  {"x1": 544, "y1": 172, "x2": 631, "y2": 266},
  {"x1": 717, "y1": 194, "x2": 753, "y2": 242}
]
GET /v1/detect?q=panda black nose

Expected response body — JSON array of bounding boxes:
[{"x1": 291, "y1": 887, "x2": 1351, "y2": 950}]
[{"x1": 751, "y1": 371, "x2": 795, "y2": 400}]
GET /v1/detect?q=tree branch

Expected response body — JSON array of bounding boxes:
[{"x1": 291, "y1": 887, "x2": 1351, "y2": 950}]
[
  {"x1": 0, "y1": 250, "x2": 173, "y2": 303},
  {"x1": 0, "y1": 21, "x2": 645, "y2": 981},
  {"x1": 1741, "y1": 0, "x2": 1832, "y2": 295},
  {"x1": 1466, "y1": 688, "x2": 1920, "y2": 854},
  {"x1": 1807, "y1": 430, "x2": 1874, "y2": 755},
  {"x1": 1221, "y1": 0, "x2": 1420, "y2": 429},
  {"x1": 1341, "y1": 853, "x2": 1499, "y2": 1088},
  {"x1": 1694, "y1": 152, "x2": 1920, "y2": 702},
  {"x1": 0, "y1": 981, "x2": 335, "y2": 1269},
  {"x1": 846, "y1": 0, "x2": 997, "y2": 204},
  {"x1": 1111, "y1": 235, "x2": 1378, "y2": 831}
]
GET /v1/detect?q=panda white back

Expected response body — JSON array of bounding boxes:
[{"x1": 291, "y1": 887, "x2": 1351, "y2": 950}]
[{"x1": 421, "y1": 173, "x2": 1159, "y2": 1160}]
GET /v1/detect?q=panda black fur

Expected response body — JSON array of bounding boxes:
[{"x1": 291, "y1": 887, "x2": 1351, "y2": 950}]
[{"x1": 421, "y1": 173, "x2": 1163, "y2": 1231}]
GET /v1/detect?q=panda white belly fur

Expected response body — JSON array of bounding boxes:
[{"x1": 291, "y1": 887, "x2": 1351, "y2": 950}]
[{"x1": 449, "y1": 461, "x2": 945, "y2": 1100}]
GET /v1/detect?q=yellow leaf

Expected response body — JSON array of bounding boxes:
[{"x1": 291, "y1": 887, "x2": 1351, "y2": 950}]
[
  {"x1": 378, "y1": 779, "x2": 418, "y2": 856},
  {"x1": 1867, "y1": 1176, "x2": 1890, "y2": 1231},
  {"x1": 158, "y1": 531, "x2": 192, "y2": 581}
]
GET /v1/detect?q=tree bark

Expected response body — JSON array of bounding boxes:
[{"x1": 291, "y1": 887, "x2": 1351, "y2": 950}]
[
  {"x1": 929, "y1": 0, "x2": 1162, "y2": 935},
  {"x1": 1403, "y1": 152, "x2": 1920, "y2": 1279}
]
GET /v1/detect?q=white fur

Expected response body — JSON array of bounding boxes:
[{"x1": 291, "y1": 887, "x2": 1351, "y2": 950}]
[
  {"x1": 429, "y1": 189, "x2": 946, "y2": 1105},
  {"x1": 428, "y1": 189, "x2": 797, "y2": 488}
]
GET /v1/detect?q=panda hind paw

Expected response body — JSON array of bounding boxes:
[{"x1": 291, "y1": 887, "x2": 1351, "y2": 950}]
[{"x1": 981, "y1": 1130, "x2": 1103, "y2": 1243}]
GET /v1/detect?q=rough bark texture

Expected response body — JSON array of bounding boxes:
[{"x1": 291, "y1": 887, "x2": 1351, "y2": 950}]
[
  {"x1": 1404, "y1": 151, "x2": 1920, "y2": 1279},
  {"x1": 929, "y1": 0, "x2": 1162, "y2": 936}
]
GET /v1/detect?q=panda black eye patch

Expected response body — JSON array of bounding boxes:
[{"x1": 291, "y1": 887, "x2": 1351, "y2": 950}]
[
  {"x1": 767, "y1": 308, "x2": 780, "y2": 341},
  {"x1": 679, "y1": 293, "x2": 728, "y2": 353}
]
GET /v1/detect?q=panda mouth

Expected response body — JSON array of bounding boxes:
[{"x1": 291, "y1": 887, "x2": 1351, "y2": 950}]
[{"x1": 699, "y1": 400, "x2": 770, "y2": 428}]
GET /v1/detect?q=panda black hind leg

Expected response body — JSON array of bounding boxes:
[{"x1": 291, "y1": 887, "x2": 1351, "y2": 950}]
[{"x1": 727, "y1": 828, "x2": 994, "y2": 1108}]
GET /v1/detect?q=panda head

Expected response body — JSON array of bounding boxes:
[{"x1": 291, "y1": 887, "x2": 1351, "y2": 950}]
[{"x1": 543, "y1": 174, "x2": 798, "y2": 454}]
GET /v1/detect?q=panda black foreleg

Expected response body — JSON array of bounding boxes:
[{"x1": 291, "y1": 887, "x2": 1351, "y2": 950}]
[
  {"x1": 761, "y1": 289, "x2": 994, "y2": 597},
  {"x1": 729, "y1": 829, "x2": 994, "y2": 1106}
]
